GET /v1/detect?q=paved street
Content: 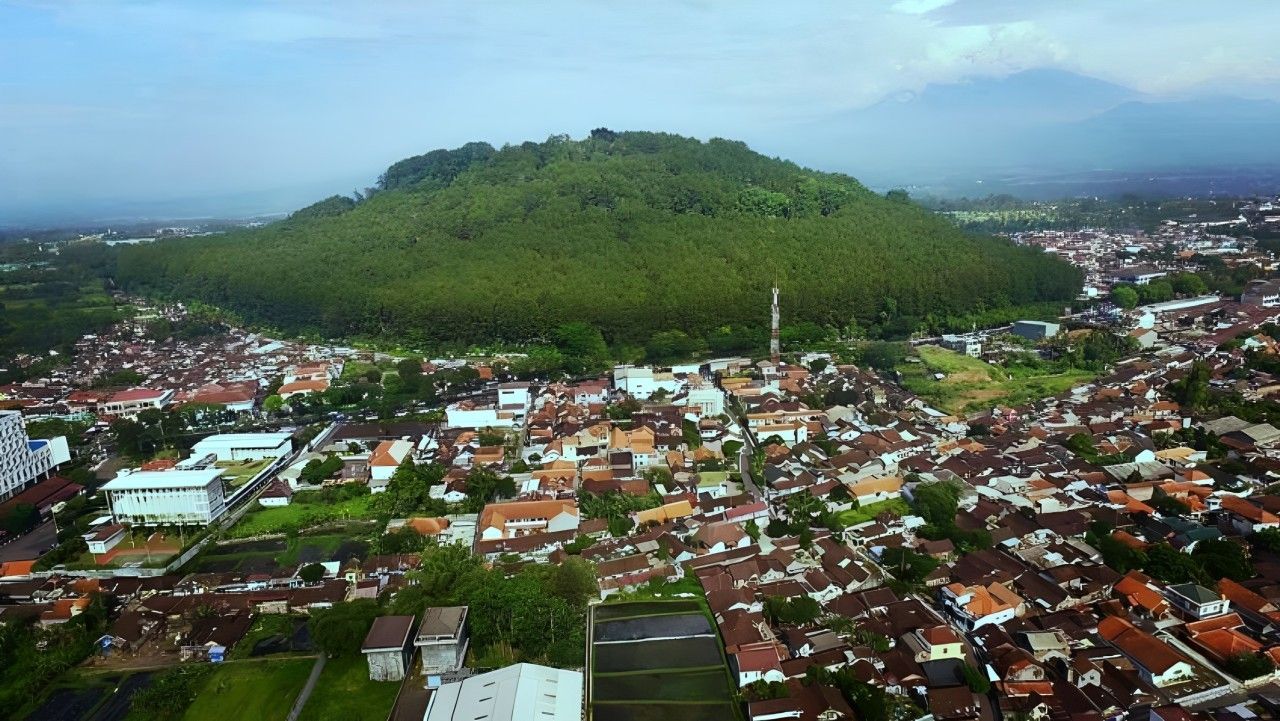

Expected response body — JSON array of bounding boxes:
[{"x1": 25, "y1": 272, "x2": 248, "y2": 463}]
[{"x1": 0, "y1": 520, "x2": 55, "y2": 563}]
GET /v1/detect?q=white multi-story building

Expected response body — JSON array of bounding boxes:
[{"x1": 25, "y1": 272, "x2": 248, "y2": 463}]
[
  {"x1": 102, "y1": 468, "x2": 227, "y2": 526},
  {"x1": 0, "y1": 411, "x2": 70, "y2": 502}
]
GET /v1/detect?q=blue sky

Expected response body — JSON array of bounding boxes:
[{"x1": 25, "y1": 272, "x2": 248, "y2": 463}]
[{"x1": 3, "y1": 0, "x2": 1280, "y2": 222}]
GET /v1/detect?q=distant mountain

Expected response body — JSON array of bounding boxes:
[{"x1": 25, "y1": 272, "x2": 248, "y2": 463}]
[
  {"x1": 112, "y1": 131, "x2": 1080, "y2": 349},
  {"x1": 778, "y1": 69, "x2": 1280, "y2": 194}
]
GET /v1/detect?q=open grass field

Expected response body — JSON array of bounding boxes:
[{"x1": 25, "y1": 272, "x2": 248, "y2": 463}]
[
  {"x1": 193, "y1": 534, "x2": 361, "y2": 573},
  {"x1": 228, "y1": 495, "x2": 377, "y2": 538},
  {"x1": 182, "y1": 659, "x2": 314, "y2": 721},
  {"x1": 216, "y1": 459, "x2": 272, "y2": 487},
  {"x1": 836, "y1": 497, "x2": 911, "y2": 527},
  {"x1": 899, "y1": 345, "x2": 1093, "y2": 415},
  {"x1": 297, "y1": 655, "x2": 401, "y2": 721}
]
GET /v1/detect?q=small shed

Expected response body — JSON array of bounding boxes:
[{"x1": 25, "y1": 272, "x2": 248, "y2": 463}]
[{"x1": 362, "y1": 615, "x2": 415, "y2": 682}]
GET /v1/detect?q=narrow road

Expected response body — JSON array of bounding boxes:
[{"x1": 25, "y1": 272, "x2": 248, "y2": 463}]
[
  {"x1": 286, "y1": 654, "x2": 327, "y2": 721},
  {"x1": 729, "y1": 400, "x2": 764, "y2": 502}
]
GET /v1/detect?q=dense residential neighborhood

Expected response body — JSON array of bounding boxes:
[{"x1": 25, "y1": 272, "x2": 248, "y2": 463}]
[{"x1": 6, "y1": 206, "x2": 1280, "y2": 720}]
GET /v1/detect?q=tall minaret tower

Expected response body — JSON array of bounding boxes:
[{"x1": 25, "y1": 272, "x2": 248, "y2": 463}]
[{"x1": 770, "y1": 283, "x2": 781, "y2": 365}]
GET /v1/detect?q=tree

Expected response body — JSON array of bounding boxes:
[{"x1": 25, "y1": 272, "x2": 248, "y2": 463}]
[
  {"x1": 861, "y1": 342, "x2": 906, "y2": 371},
  {"x1": 1, "y1": 503, "x2": 39, "y2": 535},
  {"x1": 375, "y1": 526, "x2": 427, "y2": 554},
  {"x1": 1110, "y1": 285, "x2": 1139, "y2": 309},
  {"x1": 682, "y1": 419, "x2": 702, "y2": 449},
  {"x1": 462, "y1": 468, "x2": 517, "y2": 513},
  {"x1": 299, "y1": 563, "x2": 326, "y2": 583},
  {"x1": 1251, "y1": 528, "x2": 1280, "y2": 553},
  {"x1": 960, "y1": 663, "x2": 990, "y2": 694},
  {"x1": 371, "y1": 460, "x2": 447, "y2": 518},
  {"x1": 1191, "y1": 539, "x2": 1253, "y2": 581},
  {"x1": 554, "y1": 322, "x2": 610, "y2": 374},
  {"x1": 764, "y1": 595, "x2": 821, "y2": 625},
  {"x1": 1171, "y1": 273, "x2": 1208, "y2": 297},
  {"x1": 1225, "y1": 652, "x2": 1275, "y2": 680},
  {"x1": 309, "y1": 599, "x2": 380, "y2": 656},
  {"x1": 299, "y1": 455, "x2": 343, "y2": 484},
  {"x1": 1144, "y1": 543, "x2": 1209, "y2": 585}
]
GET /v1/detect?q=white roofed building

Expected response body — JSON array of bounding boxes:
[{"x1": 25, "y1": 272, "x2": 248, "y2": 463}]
[
  {"x1": 424, "y1": 663, "x2": 583, "y2": 721},
  {"x1": 186, "y1": 433, "x2": 293, "y2": 463}
]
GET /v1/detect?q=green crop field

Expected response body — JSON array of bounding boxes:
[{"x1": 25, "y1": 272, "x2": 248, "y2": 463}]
[{"x1": 899, "y1": 345, "x2": 1093, "y2": 415}]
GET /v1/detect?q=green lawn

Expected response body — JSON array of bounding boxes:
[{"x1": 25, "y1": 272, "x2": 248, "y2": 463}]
[
  {"x1": 899, "y1": 345, "x2": 1093, "y2": 415},
  {"x1": 836, "y1": 497, "x2": 911, "y2": 527},
  {"x1": 183, "y1": 658, "x2": 315, "y2": 721},
  {"x1": 297, "y1": 655, "x2": 401, "y2": 721},
  {"x1": 229, "y1": 495, "x2": 377, "y2": 538},
  {"x1": 217, "y1": 459, "x2": 272, "y2": 486}
]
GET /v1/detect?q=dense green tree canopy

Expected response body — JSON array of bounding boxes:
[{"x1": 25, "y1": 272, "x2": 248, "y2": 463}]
[{"x1": 115, "y1": 131, "x2": 1081, "y2": 350}]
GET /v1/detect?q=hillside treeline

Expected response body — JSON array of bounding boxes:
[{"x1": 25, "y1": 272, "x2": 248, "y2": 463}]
[{"x1": 114, "y1": 131, "x2": 1081, "y2": 351}]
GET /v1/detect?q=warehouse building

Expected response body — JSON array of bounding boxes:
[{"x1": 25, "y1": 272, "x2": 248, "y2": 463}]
[{"x1": 186, "y1": 432, "x2": 293, "y2": 463}]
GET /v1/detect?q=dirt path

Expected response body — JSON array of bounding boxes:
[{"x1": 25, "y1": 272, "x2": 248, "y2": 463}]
[{"x1": 286, "y1": 654, "x2": 327, "y2": 721}]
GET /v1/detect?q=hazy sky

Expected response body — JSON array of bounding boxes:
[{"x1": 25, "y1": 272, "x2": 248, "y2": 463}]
[{"x1": 3, "y1": 0, "x2": 1280, "y2": 221}]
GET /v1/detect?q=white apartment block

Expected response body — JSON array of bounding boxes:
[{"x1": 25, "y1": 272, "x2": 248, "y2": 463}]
[
  {"x1": 102, "y1": 468, "x2": 227, "y2": 526},
  {"x1": 0, "y1": 411, "x2": 70, "y2": 501}
]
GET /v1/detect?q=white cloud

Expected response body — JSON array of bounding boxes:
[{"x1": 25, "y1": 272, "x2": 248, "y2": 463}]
[{"x1": 891, "y1": 0, "x2": 958, "y2": 15}]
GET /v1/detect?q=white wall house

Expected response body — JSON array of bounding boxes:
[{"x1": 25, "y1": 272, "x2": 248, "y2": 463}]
[
  {"x1": 479, "y1": 500, "x2": 579, "y2": 541},
  {"x1": 102, "y1": 468, "x2": 227, "y2": 526},
  {"x1": 445, "y1": 404, "x2": 518, "y2": 430},
  {"x1": 0, "y1": 410, "x2": 70, "y2": 501},
  {"x1": 497, "y1": 382, "x2": 531, "y2": 410},
  {"x1": 685, "y1": 385, "x2": 726, "y2": 417},
  {"x1": 369, "y1": 439, "x2": 414, "y2": 492},
  {"x1": 186, "y1": 433, "x2": 293, "y2": 463},
  {"x1": 100, "y1": 388, "x2": 174, "y2": 419},
  {"x1": 613, "y1": 366, "x2": 681, "y2": 399}
]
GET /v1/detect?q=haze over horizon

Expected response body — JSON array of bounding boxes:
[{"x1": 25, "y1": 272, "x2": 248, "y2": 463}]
[{"x1": 4, "y1": 0, "x2": 1280, "y2": 225}]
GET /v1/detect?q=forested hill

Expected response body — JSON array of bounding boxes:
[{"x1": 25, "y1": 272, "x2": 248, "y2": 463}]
[{"x1": 113, "y1": 130, "x2": 1082, "y2": 353}]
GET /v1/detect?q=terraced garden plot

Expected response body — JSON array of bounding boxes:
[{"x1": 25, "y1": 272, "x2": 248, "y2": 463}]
[
  {"x1": 593, "y1": 637, "x2": 723, "y2": 673},
  {"x1": 593, "y1": 668, "x2": 731, "y2": 702},
  {"x1": 592, "y1": 703, "x2": 742, "y2": 721},
  {"x1": 593, "y1": 600, "x2": 702, "y2": 622},
  {"x1": 589, "y1": 601, "x2": 740, "y2": 721},
  {"x1": 594, "y1": 613, "x2": 711, "y2": 642}
]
